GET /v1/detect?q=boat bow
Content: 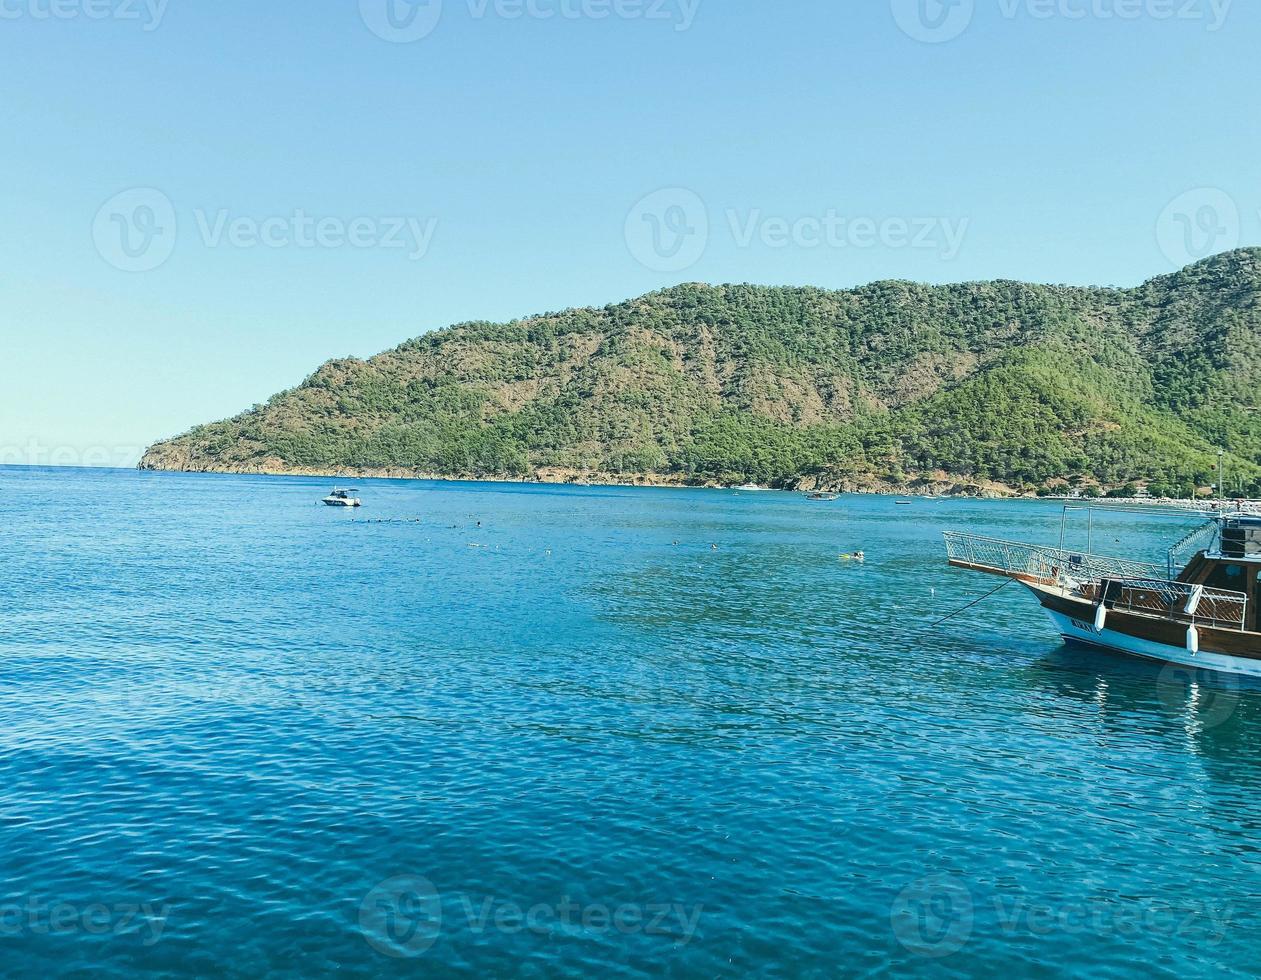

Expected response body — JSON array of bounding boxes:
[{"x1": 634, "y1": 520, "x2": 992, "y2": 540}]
[
  {"x1": 942, "y1": 530, "x2": 1248, "y2": 632},
  {"x1": 942, "y1": 531, "x2": 1163, "y2": 586}
]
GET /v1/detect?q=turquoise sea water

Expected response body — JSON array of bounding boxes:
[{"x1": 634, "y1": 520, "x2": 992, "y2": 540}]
[{"x1": 3, "y1": 466, "x2": 1260, "y2": 978}]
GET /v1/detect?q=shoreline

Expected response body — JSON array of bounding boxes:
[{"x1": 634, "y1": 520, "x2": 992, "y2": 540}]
[
  {"x1": 135, "y1": 460, "x2": 1252, "y2": 505},
  {"x1": 136, "y1": 458, "x2": 1021, "y2": 497},
  {"x1": 6, "y1": 461, "x2": 1248, "y2": 507}
]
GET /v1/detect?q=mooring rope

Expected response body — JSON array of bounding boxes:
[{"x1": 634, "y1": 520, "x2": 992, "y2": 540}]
[{"x1": 923, "y1": 577, "x2": 1016, "y2": 632}]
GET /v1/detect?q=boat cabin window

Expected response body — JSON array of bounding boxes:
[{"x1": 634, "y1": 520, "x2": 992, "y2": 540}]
[
  {"x1": 1195, "y1": 562, "x2": 1261, "y2": 630},
  {"x1": 1202, "y1": 562, "x2": 1248, "y2": 593}
]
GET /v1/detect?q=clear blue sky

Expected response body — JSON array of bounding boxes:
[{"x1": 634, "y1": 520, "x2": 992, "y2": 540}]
[{"x1": 2, "y1": 0, "x2": 1257, "y2": 464}]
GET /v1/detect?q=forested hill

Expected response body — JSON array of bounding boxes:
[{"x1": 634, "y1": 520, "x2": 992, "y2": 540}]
[{"x1": 141, "y1": 249, "x2": 1261, "y2": 496}]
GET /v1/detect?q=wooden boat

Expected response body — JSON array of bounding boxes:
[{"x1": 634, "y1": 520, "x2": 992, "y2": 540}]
[{"x1": 943, "y1": 507, "x2": 1261, "y2": 677}]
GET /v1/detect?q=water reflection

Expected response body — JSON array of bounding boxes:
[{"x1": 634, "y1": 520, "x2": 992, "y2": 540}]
[{"x1": 1023, "y1": 644, "x2": 1261, "y2": 805}]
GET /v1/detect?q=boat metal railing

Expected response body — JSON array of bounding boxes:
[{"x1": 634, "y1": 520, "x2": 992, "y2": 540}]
[
  {"x1": 943, "y1": 532, "x2": 1165, "y2": 585},
  {"x1": 943, "y1": 532, "x2": 1249, "y2": 631},
  {"x1": 1092, "y1": 578, "x2": 1247, "y2": 631},
  {"x1": 1167, "y1": 520, "x2": 1219, "y2": 579}
]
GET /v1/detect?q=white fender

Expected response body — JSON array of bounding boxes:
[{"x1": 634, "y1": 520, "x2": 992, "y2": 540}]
[
  {"x1": 1187, "y1": 625, "x2": 1200, "y2": 655},
  {"x1": 1093, "y1": 603, "x2": 1108, "y2": 632}
]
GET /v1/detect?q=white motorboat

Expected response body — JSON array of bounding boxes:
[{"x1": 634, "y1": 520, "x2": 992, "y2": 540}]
[{"x1": 322, "y1": 488, "x2": 362, "y2": 507}]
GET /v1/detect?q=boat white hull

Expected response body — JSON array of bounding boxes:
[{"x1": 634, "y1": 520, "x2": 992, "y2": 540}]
[
  {"x1": 322, "y1": 499, "x2": 360, "y2": 507},
  {"x1": 1044, "y1": 609, "x2": 1261, "y2": 678}
]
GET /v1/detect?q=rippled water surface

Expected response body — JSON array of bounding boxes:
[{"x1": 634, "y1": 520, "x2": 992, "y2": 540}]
[{"x1": 3, "y1": 467, "x2": 1261, "y2": 978}]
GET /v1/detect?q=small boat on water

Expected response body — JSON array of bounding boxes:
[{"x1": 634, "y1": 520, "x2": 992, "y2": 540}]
[
  {"x1": 806, "y1": 491, "x2": 840, "y2": 501},
  {"x1": 943, "y1": 506, "x2": 1261, "y2": 677},
  {"x1": 736, "y1": 483, "x2": 767, "y2": 492},
  {"x1": 322, "y1": 488, "x2": 362, "y2": 507}
]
